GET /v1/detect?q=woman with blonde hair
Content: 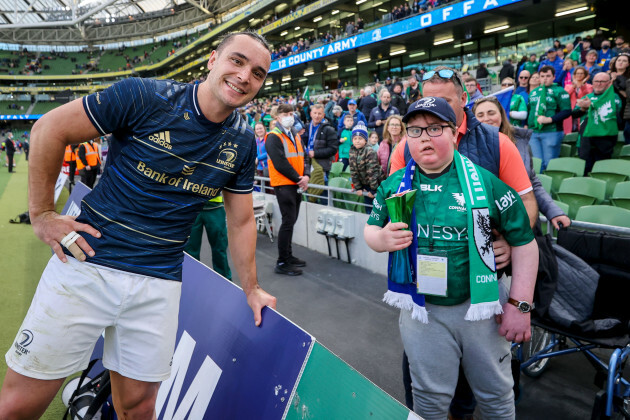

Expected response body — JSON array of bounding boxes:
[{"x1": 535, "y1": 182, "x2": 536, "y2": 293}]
[{"x1": 377, "y1": 115, "x2": 405, "y2": 174}]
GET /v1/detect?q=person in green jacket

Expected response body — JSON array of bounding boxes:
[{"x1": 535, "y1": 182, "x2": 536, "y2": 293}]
[
  {"x1": 527, "y1": 65, "x2": 572, "y2": 171},
  {"x1": 338, "y1": 113, "x2": 354, "y2": 170},
  {"x1": 184, "y1": 195, "x2": 232, "y2": 280}
]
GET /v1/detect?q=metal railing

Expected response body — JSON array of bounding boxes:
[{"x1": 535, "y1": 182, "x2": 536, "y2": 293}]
[{"x1": 255, "y1": 176, "x2": 630, "y2": 236}]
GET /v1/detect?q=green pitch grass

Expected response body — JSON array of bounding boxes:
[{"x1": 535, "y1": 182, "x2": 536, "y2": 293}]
[{"x1": 0, "y1": 152, "x2": 72, "y2": 418}]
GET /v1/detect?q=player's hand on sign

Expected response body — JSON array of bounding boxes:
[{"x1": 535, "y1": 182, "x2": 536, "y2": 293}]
[
  {"x1": 380, "y1": 222, "x2": 413, "y2": 252},
  {"x1": 32, "y1": 210, "x2": 101, "y2": 263},
  {"x1": 246, "y1": 286, "x2": 277, "y2": 327}
]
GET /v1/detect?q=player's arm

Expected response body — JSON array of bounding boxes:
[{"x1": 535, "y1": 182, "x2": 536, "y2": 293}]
[
  {"x1": 29, "y1": 98, "x2": 102, "y2": 262},
  {"x1": 223, "y1": 190, "x2": 277, "y2": 327},
  {"x1": 498, "y1": 239, "x2": 538, "y2": 343}
]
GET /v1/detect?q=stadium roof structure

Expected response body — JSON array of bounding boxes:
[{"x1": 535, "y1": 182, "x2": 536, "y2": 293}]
[{"x1": 0, "y1": 0, "x2": 241, "y2": 45}]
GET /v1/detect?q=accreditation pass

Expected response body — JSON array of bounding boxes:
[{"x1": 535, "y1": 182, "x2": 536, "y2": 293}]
[{"x1": 417, "y1": 253, "x2": 448, "y2": 297}]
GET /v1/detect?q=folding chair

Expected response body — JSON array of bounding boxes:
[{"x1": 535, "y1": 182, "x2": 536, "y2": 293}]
[
  {"x1": 556, "y1": 177, "x2": 606, "y2": 219},
  {"x1": 589, "y1": 159, "x2": 630, "y2": 199},
  {"x1": 544, "y1": 157, "x2": 586, "y2": 194}
]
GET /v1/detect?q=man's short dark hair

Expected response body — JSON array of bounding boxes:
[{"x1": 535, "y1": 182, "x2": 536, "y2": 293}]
[
  {"x1": 216, "y1": 31, "x2": 271, "y2": 54},
  {"x1": 277, "y1": 104, "x2": 294, "y2": 114},
  {"x1": 540, "y1": 65, "x2": 555, "y2": 76}
]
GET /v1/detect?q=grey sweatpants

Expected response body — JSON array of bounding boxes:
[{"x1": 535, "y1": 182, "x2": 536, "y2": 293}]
[{"x1": 399, "y1": 283, "x2": 514, "y2": 420}]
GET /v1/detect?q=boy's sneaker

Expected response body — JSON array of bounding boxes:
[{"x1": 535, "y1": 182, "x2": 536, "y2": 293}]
[
  {"x1": 286, "y1": 256, "x2": 306, "y2": 267},
  {"x1": 274, "y1": 261, "x2": 302, "y2": 276}
]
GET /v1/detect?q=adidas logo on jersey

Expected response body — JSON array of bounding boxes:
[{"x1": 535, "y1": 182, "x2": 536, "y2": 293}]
[{"x1": 148, "y1": 131, "x2": 172, "y2": 149}]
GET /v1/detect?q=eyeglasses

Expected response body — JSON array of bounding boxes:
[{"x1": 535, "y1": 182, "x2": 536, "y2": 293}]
[
  {"x1": 406, "y1": 125, "x2": 450, "y2": 138},
  {"x1": 422, "y1": 69, "x2": 464, "y2": 89},
  {"x1": 501, "y1": 83, "x2": 514, "y2": 87},
  {"x1": 593, "y1": 80, "x2": 610, "y2": 84},
  {"x1": 518, "y1": 76, "x2": 529, "y2": 79}
]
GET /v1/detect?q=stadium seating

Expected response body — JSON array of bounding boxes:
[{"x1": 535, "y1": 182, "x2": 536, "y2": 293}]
[
  {"x1": 1, "y1": 101, "x2": 31, "y2": 114},
  {"x1": 562, "y1": 132, "x2": 579, "y2": 156},
  {"x1": 612, "y1": 132, "x2": 626, "y2": 158},
  {"x1": 610, "y1": 181, "x2": 630, "y2": 211},
  {"x1": 556, "y1": 177, "x2": 606, "y2": 219},
  {"x1": 537, "y1": 173, "x2": 552, "y2": 193},
  {"x1": 588, "y1": 159, "x2": 630, "y2": 199},
  {"x1": 575, "y1": 205, "x2": 630, "y2": 229},
  {"x1": 559, "y1": 143, "x2": 572, "y2": 158},
  {"x1": 30, "y1": 101, "x2": 62, "y2": 115},
  {"x1": 619, "y1": 145, "x2": 630, "y2": 161},
  {"x1": 328, "y1": 177, "x2": 362, "y2": 212},
  {"x1": 543, "y1": 157, "x2": 586, "y2": 194},
  {"x1": 532, "y1": 157, "x2": 542, "y2": 174},
  {"x1": 330, "y1": 162, "x2": 344, "y2": 178}
]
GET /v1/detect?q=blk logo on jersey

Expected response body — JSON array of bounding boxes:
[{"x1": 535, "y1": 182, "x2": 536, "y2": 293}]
[
  {"x1": 14, "y1": 329, "x2": 33, "y2": 356},
  {"x1": 420, "y1": 184, "x2": 442, "y2": 192},
  {"x1": 148, "y1": 131, "x2": 173, "y2": 150}
]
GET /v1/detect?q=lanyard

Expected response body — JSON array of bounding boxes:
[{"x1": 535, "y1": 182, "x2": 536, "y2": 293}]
[
  {"x1": 417, "y1": 163, "x2": 455, "y2": 252},
  {"x1": 309, "y1": 123, "x2": 319, "y2": 150}
]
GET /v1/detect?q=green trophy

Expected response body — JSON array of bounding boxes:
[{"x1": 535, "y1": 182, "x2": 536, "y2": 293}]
[{"x1": 385, "y1": 189, "x2": 417, "y2": 284}]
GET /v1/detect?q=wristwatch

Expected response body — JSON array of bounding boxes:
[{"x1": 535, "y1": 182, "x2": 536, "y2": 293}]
[{"x1": 508, "y1": 298, "x2": 535, "y2": 313}]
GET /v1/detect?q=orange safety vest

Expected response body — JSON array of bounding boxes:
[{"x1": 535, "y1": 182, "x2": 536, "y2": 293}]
[
  {"x1": 267, "y1": 127, "x2": 304, "y2": 187},
  {"x1": 76, "y1": 142, "x2": 100, "y2": 170},
  {"x1": 64, "y1": 145, "x2": 76, "y2": 163}
]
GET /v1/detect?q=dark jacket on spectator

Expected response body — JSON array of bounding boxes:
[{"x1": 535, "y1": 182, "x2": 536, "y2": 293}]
[
  {"x1": 359, "y1": 94, "x2": 377, "y2": 118},
  {"x1": 349, "y1": 144, "x2": 384, "y2": 192},
  {"x1": 368, "y1": 104, "x2": 400, "y2": 139},
  {"x1": 307, "y1": 119, "x2": 339, "y2": 172}
]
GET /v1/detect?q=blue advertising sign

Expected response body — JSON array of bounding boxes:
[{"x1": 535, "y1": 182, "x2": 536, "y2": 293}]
[
  {"x1": 62, "y1": 185, "x2": 314, "y2": 419},
  {"x1": 0, "y1": 114, "x2": 42, "y2": 120},
  {"x1": 269, "y1": 0, "x2": 525, "y2": 73}
]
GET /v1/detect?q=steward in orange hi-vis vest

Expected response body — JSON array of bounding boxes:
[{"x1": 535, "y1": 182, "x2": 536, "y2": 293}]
[{"x1": 267, "y1": 127, "x2": 305, "y2": 187}]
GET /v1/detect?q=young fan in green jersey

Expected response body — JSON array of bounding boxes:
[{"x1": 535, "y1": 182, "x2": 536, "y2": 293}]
[{"x1": 364, "y1": 97, "x2": 538, "y2": 420}]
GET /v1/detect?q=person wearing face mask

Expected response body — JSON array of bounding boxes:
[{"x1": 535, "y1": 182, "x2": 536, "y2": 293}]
[
  {"x1": 266, "y1": 104, "x2": 311, "y2": 276},
  {"x1": 597, "y1": 40, "x2": 613, "y2": 72}
]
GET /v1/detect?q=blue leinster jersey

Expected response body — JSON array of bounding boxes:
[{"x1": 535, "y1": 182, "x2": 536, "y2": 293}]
[{"x1": 71, "y1": 77, "x2": 255, "y2": 280}]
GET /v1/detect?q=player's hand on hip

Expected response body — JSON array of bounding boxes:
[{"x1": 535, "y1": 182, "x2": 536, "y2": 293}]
[
  {"x1": 497, "y1": 303, "x2": 531, "y2": 343},
  {"x1": 380, "y1": 222, "x2": 413, "y2": 252},
  {"x1": 32, "y1": 210, "x2": 101, "y2": 263},
  {"x1": 246, "y1": 286, "x2": 277, "y2": 327}
]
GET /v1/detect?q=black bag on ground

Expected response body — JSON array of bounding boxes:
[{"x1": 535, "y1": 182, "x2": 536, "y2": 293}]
[
  {"x1": 63, "y1": 360, "x2": 115, "y2": 420},
  {"x1": 9, "y1": 211, "x2": 30, "y2": 224},
  {"x1": 531, "y1": 228, "x2": 558, "y2": 319}
]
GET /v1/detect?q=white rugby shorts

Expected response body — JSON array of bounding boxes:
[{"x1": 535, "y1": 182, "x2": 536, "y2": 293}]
[{"x1": 6, "y1": 255, "x2": 181, "y2": 382}]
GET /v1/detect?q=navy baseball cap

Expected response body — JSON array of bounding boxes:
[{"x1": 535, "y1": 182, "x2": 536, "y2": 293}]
[
  {"x1": 348, "y1": 99, "x2": 357, "y2": 105},
  {"x1": 402, "y1": 97, "x2": 456, "y2": 124},
  {"x1": 547, "y1": 48, "x2": 556, "y2": 53}
]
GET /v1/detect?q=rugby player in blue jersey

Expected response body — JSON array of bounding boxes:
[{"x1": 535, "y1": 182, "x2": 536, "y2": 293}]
[{"x1": 0, "y1": 31, "x2": 276, "y2": 419}]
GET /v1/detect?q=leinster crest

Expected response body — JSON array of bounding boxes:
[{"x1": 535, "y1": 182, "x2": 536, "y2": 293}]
[{"x1": 472, "y1": 208, "x2": 495, "y2": 271}]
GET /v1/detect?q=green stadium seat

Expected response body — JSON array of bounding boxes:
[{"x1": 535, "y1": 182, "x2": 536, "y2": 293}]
[
  {"x1": 610, "y1": 181, "x2": 630, "y2": 211},
  {"x1": 575, "y1": 205, "x2": 630, "y2": 229},
  {"x1": 559, "y1": 143, "x2": 572, "y2": 157},
  {"x1": 328, "y1": 177, "x2": 362, "y2": 212},
  {"x1": 612, "y1": 133, "x2": 625, "y2": 158},
  {"x1": 536, "y1": 173, "x2": 552, "y2": 194},
  {"x1": 341, "y1": 164, "x2": 352, "y2": 181},
  {"x1": 563, "y1": 132, "x2": 579, "y2": 144},
  {"x1": 330, "y1": 161, "x2": 344, "y2": 178},
  {"x1": 532, "y1": 157, "x2": 542, "y2": 174},
  {"x1": 556, "y1": 177, "x2": 606, "y2": 219},
  {"x1": 553, "y1": 200, "x2": 570, "y2": 215},
  {"x1": 543, "y1": 157, "x2": 586, "y2": 193},
  {"x1": 619, "y1": 145, "x2": 630, "y2": 161},
  {"x1": 588, "y1": 159, "x2": 630, "y2": 199}
]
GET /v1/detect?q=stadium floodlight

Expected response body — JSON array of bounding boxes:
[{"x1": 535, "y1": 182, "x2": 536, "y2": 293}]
[
  {"x1": 313, "y1": 16, "x2": 323, "y2": 22},
  {"x1": 356, "y1": 0, "x2": 368, "y2": 4},
  {"x1": 391, "y1": 49, "x2": 406, "y2": 56},
  {"x1": 295, "y1": 26, "x2": 300, "y2": 30},
  {"x1": 327, "y1": 64, "x2": 339, "y2": 71},
  {"x1": 453, "y1": 41, "x2": 474, "y2": 48},
  {"x1": 555, "y1": 6, "x2": 588, "y2": 16},
  {"x1": 373, "y1": 1, "x2": 383, "y2": 6},
  {"x1": 265, "y1": 80, "x2": 273, "y2": 86},
  {"x1": 409, "y1": 51, "x2": 425, "y2": 58},
  {"x1": 357, "y1": 57, "x2": 371, "y2": 63},
  {"x1": 282, "y1": 75, "x2": 291, "y2": 81},
  {"x1": 378, "y1": 8, "x2": 388, "y2": 12},
  {"x1": 504, "y1": 29, "x2": 528, "y2": 37},
  {"x1": 575, "y1": 14, "x2": 595, "y2": 21},
  {"x1": 434, "y1": 38, "x2": 454, "y2": 46},
  {"x1": 376, "y1": 59, "x2": 389, "y2": 65},
  {"x1": 304, "y1": 69, "x2": 315, "y2": 76},
  {"x1": 345, "y1": 67, "x2": 357, "y2": 72},
  {"x1": 280, "y1": 31, "x2": 288, "y2": 36},
  {"x1": 299, "y1": 78, "x2": 308, "y2": 82},
  {"x1": 331, "y1": 10, "x2": 339, "y2": 15},
  {"x1": 484, "y1": 25, "x2": 509, "y2": 34}
]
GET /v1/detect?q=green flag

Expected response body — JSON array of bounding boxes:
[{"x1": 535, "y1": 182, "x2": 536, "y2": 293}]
[
  {"x1": 303, "y1": 86, "x2": 310, "y2": 101},
  {"x1": 584, "y1": 86, "x2": 618, "y2": 137},
  {"x1": 534, "y1": 87, "x2": 548, "y2": 130}
]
